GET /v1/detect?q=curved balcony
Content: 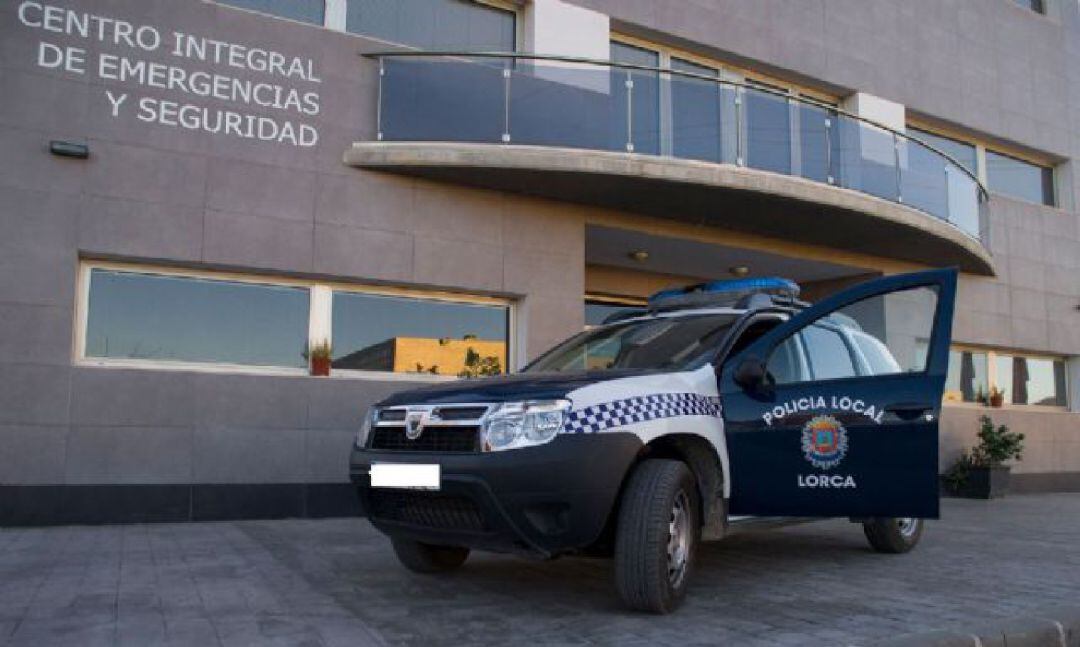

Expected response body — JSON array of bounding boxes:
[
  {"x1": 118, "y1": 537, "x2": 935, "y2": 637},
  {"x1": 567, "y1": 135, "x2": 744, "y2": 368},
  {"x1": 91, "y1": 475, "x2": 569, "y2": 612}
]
[{"x1": 348, "y1": 52, "x2": 993, "y2": 275}]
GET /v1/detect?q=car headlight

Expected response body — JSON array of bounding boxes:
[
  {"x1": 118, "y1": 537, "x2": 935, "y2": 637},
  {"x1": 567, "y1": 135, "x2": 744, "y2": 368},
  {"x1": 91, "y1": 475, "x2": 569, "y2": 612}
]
[
  {"x1": 482, "y1": 399, "x2": 571, "y2": 452},
  {"x1": 356, "y1": 408, "x2": 378, "y2": 448}
]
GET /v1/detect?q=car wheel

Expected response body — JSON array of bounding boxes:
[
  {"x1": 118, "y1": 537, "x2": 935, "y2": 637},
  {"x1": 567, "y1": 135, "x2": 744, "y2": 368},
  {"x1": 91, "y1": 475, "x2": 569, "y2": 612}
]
[
  {"x1": 390, "y1": 537, "x2": 470, "y2": 573},
  {"x1": 863, "y1": 517, "x2": 923, "y2": 553},
  {"x1": 614, "y1": 459, "x2": 700, "y2": 614}
]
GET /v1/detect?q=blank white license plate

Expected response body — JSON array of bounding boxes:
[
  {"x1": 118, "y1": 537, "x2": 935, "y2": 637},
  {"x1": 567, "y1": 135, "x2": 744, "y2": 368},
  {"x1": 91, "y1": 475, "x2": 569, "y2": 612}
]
[{"x1": 369, "y1": 463, "x2": 440, "y2": 490}]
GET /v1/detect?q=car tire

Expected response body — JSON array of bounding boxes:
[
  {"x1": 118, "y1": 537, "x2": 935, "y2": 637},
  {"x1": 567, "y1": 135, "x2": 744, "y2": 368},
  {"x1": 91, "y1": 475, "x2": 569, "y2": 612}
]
[
  {"x1": 390, "y1": 537, "x2": 469, "y2": 573},
  {"x1": 862, "y1": 517, "x2": 923, "y2": 553},
  {"x1": 614, "y1": 459, "x2": 700, "y2": 614}
]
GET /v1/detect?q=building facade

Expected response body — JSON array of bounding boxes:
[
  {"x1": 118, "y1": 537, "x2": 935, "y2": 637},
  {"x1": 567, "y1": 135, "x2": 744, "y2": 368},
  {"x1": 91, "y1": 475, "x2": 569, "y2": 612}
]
[{"x1": 1, "y1": 0, "x2": 1079, "y2": 524}]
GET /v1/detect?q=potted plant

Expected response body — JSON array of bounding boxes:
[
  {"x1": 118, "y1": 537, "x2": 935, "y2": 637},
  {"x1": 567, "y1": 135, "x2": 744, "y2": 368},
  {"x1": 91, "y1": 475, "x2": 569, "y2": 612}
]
[
  {"x1": 988, "y1": 385, "x2": 1005, "y2": 408},
  {"x1": 974, "y1": 385, "x2": 988, "y2": 406},
  {"x1": 943, "y1": 415, "x2": 1024, "y2": 499},
  {"x1": 305, "y1": 340, "x2": 332, "y2": 377}
]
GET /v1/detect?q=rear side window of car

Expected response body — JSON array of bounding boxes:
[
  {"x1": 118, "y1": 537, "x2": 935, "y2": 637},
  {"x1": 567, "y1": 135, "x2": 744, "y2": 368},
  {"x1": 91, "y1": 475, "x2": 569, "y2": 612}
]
[{"x1": 802, "y1": 324, "x2": 857, "y2": 380}]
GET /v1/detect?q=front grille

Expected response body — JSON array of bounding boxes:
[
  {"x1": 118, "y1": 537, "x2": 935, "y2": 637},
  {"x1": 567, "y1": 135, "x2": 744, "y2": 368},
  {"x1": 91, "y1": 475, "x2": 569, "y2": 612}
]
[
  {"x1": 369, "y1": 426, "x2": 480, "y2": 452},
  {"x1": 377, "y1": 409, "x2": 406, "y2": 422},
  {"x1": 368, "y1": 490, "x2": 486, "y2": 532},
  {"x1": 433, "y1": 406, "x2": 489, "y2": 421}
]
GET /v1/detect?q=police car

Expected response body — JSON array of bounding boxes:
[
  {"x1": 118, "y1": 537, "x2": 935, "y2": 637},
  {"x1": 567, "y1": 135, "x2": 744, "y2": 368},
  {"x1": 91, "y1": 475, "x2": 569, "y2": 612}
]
[{"x1": 349, "y1": 269, "x2": 956, "y2": 613}]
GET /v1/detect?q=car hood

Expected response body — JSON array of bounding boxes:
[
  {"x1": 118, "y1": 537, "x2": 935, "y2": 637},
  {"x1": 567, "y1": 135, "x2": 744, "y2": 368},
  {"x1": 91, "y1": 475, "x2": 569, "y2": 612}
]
[{"x1": 377, "y1": 369, "x2": 656, "y2": 406}]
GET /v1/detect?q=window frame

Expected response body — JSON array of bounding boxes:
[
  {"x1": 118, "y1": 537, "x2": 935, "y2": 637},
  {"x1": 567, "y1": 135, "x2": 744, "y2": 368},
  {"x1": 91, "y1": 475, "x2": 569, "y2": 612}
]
[
  {"x1": 943, "y1": 343, "x2": 1069, "y2": 410},
  {"x1": 341, "y1": 0, "x2": 521, "y2": 52},
  {"x1": 75, "y1": 260, "x2": 516, "y2": 381},
  {"x1": 984, "y1": 148, "x2": 1056, "y2": 207},
  {"x1": 906, "y1": 118, "x2": 1058, "y2": 208},
  {"x1": 212, "y1": 0, "x2": 330, "y2": 27}
]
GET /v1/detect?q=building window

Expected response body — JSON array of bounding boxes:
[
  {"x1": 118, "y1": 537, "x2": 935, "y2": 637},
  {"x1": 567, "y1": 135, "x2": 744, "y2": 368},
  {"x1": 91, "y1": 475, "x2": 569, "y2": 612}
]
[
  {"x1": 85, "y1": 268, "x2": 310, "y2": 369},
  {"x1": 346, "y1": 0, "x2": 516, "y2": 51},
  {"x1": 1012, "y1": 0, "x2": 1045, "y2": 13},
  {"x1": 944, "y1": 346, "x2": 1068, "y2": 407},
  {"x1": 332, "y1": 291, "x2": 509, "y2": 376},
  {"x1": 216, "y1": 0, "x2": 326, "y2": 25},
  {"x1": 908, "y1": 127, "x2": 977, "y2": 175},
  {"x1": 80, "y1": 263, "x2": 514, "y2": 377},
  {"x1": 994, "y1": 354, "x2": 1068, "y2": 406},
  {"x1": 944, "y1": 349, "x2": 990, "y2": 403},
  {"x1": 986, "y1": 150, "x2": 1055, "y2": 206},
  {"x1": 584, "y1": 297, "x2": 646, "y2": 328}
]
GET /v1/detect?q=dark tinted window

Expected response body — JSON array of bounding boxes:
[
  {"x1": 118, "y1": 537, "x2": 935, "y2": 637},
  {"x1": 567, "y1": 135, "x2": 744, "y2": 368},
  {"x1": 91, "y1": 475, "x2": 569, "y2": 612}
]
[
  {"x1": 217, "y1": 0, "x2": 325, "y2": 24},
  {"x1": 528, "y1": 314, "x2": 737, "y2": 372},
  {"x1": 86, "y1": 270, "x2": 309, "y2": 368},
  {"x1": 986, "y1": 150, "x2": 1055, "y2": 206},
  {"x1": 802, "y1": 325, "x2": 857, "y2": 380},
  {"x1": 1013, "y1": 0, "x2": 1045, "y2": 12},
  {"x1": 346, "y1": 0, "x2": 516, "y2": 51},
  {"x1": 332, "y1": 292, "x2": 508, "y2": 377}
]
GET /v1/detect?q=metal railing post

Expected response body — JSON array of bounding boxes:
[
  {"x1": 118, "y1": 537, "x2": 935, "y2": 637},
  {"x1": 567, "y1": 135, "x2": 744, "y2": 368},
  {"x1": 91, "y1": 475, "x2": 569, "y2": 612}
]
[
  {"x1": 376, "y1": 57, "x2": 384, "y2": 141},
  {"x1": 943, "y1": 164, "x2": 952, "y2": 227},
  {"x1": 502, "y1": 59, "x2": 511, "y2": 143},
  {"x1": 894, "y1": 133, "x2": 903, "y2": 204},
  {"x1": 625, "y1": 69, "x2": 634, "y2": 152},
  {"x1": 735, "y1": 88, "x2": 743, "y2": 166},
  {"x1": 825, "y1": 114, "x2": 834, "y2": 185}
]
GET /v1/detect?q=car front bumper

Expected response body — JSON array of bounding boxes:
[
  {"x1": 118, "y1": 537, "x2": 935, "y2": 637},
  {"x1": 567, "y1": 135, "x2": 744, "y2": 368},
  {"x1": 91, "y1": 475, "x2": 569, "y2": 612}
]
[{"x1": 349, "y1": 433, "x2": 642, "y2": 557}]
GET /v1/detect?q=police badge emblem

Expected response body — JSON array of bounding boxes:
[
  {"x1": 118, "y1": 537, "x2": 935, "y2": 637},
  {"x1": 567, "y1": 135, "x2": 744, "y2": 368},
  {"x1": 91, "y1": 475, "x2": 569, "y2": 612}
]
[{"x1": 801, "y1": 414, "x2": 849, "y2": 470}]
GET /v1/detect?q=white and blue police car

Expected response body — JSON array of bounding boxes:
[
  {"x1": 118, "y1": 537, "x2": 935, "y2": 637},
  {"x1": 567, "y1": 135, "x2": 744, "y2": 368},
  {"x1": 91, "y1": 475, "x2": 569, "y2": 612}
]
[{"x1": 350, "y1": 269, "x2": 957, "y2": 613}]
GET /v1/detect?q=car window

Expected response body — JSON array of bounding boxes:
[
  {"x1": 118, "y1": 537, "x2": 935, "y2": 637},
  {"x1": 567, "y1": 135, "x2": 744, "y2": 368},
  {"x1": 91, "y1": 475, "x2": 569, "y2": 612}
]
[
  {"x1": 728, "y1": 317, "x2": 784, "y2": 357},
  {"x1": 767, "y1": 334, "x2": 805, "y2": 384},
  {"x1": 761, "y1": 285, "x2": 935, "y2": 384},
  {"x1": 851, "y1": 331, "x2": 902, "y2": 375},
  {"x1": 526, "y1": 313, "x2": 739, "y2": 372},
  {"x1": 801, "y1": 324, "x2": 857, "y2": 380}
]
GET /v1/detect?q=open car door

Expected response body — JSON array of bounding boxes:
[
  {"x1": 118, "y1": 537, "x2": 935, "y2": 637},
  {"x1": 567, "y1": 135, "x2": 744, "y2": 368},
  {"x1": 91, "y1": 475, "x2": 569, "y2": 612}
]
[{"x1": 719, "y1": 269, "x2": 957, "y2": 519}]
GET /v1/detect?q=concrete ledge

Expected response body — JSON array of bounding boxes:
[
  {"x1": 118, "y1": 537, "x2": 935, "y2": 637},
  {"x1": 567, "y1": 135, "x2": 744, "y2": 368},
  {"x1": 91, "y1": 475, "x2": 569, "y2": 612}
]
[
  {"x1": 345, "y1": 142, "x2": 995, "y2": 275},
  {"x1": 0, "y1": 484, "x2": 361, "y2": 526},
  {"x1": 1011, "y1": 472, "x2": 1080, "y2": 494},
  {"x1": 871, "y1": 607, "x2": 1080, "y2": 646}
]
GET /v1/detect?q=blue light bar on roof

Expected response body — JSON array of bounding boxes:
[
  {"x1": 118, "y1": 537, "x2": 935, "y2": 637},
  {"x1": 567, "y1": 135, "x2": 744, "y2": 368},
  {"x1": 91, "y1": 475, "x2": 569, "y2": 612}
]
[{"x1": 648, "y1": 277, "x2": 800, "y2": 309}]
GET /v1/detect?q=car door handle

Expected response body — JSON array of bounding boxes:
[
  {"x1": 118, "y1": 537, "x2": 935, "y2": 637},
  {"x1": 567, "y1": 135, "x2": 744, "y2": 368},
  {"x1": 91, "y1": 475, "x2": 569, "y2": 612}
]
[{"x1": 884, "y1": 402, "x2": 934, "y2": 420}]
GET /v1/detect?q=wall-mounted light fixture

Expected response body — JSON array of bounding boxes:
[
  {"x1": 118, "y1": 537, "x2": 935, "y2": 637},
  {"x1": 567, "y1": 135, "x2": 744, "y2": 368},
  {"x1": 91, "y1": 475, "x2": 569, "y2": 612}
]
[
  {"x1": 49, "y1": 140, "x2": 89, "y2": 159},
  {"x1": 628, "y1": 250, "x2": 650, "y2": 263},
  {"x1": 729, "y1": 265, "x2": 750, "y2": 277}
]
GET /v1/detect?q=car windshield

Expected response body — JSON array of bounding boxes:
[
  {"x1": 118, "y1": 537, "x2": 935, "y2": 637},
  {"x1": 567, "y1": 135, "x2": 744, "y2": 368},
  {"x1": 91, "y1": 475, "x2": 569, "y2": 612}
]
[{"x1": 526, "y1": 313, "x2": 740, "y2": 372}]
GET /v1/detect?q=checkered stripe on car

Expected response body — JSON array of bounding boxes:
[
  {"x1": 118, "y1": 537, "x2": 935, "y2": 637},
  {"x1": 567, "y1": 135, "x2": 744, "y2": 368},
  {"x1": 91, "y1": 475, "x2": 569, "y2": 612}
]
[{"x1": 562, "y1": 393, "x2": 723, "y2": 434}]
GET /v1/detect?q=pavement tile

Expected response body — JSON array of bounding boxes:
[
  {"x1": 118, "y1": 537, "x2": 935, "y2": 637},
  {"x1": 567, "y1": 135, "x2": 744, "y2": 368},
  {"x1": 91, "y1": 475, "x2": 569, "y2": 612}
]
[{"x1": 0, "y1": 495, "x2": 1078, "y2": 646}]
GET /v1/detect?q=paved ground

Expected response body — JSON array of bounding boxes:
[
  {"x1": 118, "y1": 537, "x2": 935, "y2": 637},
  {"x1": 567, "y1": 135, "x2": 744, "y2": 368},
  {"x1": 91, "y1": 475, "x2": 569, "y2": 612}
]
[{"x1": 1, "y1": 494, "x2": 1078, "y2": 647}]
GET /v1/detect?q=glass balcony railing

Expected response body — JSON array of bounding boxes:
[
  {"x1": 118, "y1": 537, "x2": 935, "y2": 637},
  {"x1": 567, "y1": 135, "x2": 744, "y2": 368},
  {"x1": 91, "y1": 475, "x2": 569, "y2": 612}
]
[{"x1": 368, "y1": 52, "x2": 989, "y2": 244}]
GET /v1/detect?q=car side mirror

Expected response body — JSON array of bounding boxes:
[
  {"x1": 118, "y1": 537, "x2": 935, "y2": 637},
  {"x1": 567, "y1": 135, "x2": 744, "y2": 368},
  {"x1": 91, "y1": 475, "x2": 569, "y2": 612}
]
[{"x1": 733, "y1": 356, "x2": 769, "y2": 392}]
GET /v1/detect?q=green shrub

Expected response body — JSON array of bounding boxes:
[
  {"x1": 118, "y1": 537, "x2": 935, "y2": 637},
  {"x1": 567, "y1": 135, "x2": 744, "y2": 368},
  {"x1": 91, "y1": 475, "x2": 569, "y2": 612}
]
[{"x1": 944, "y1": 416, "x2": 1024, "y2": 490}]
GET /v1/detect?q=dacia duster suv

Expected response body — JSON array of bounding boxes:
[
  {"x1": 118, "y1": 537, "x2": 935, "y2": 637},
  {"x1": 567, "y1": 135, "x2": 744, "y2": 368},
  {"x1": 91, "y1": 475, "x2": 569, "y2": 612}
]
[{"x1": 350, "y1": 270, "x2": 956, "y2": 613}]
